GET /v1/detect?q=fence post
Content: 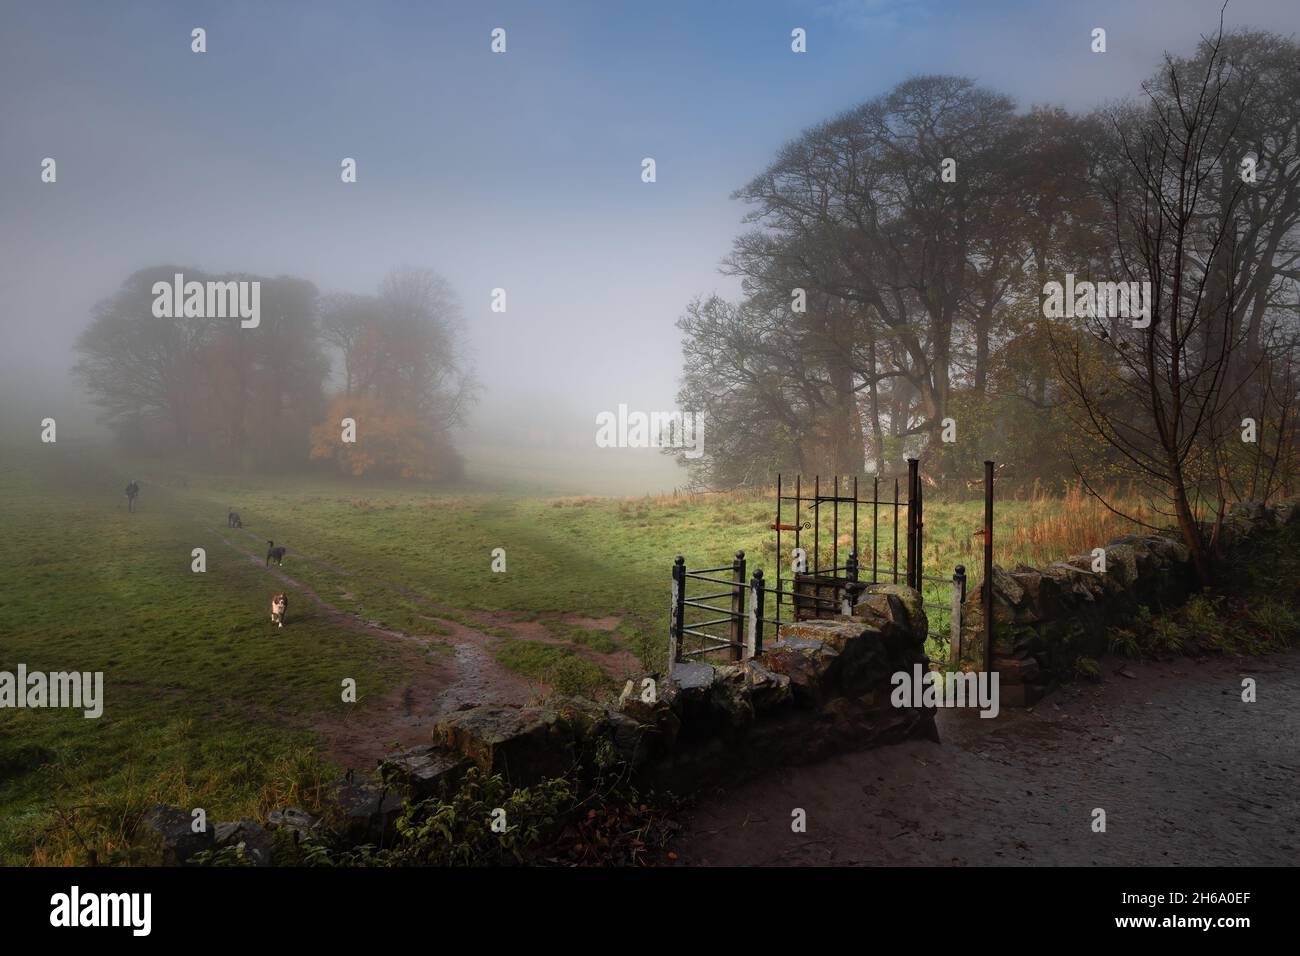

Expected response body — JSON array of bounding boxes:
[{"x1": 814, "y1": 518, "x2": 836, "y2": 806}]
[
  {"x1": 915, "y1": 470, "x2": 924, "y2": 588},
  {"x1": 872, "y1": 476, "x2": 879, "y2": 584},
  {"x1": 747, "y1": 568, "x2": 766, "y2": 658},
  {"x1": 833, "y1": 475, "x2": 840, "y2": 581},
  {"x1": 950, "y1": 564, "x2": 966, "y2": 667},
  {"x1": 775, "y1": 474, "x2": 782, "y2": 622},
  {"x1": 983, "y1": 461, "x2": 995, "y2": 675},
  {"x1": 730, "y1": 550, "x2": 746, "y2": 661},
  {"x1": 813, "y1": 476, "x2": 820, "y2": 576},
  {"x1": 670, "y1": 555, "x2": 685, "y2": 673},
  {"x1": 906, "y1": 458, "x2": 919, "y2": 590},
  {"x1": 843, "y1": 550, "x2": 859, "y2": 616},
  {"x1": 851, "y1": 475, "x2": 859, "y2": 568},
  {"x1": 893, "y1": 477, "x2": 899, "y2": 583}
]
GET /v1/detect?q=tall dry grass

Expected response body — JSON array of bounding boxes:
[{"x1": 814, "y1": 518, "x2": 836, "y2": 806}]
[
  {"x1": 994, "y1": 481, "x2": 1150, "y2": 568},
  {"x1": 640, "y1": 479, "x2": 1155, "y2": 575}
]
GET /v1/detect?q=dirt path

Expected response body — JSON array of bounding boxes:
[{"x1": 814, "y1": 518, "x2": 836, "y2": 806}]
[
  {"x1": 224, "y1": 524, "x2": 641, "y2": 671},
  {"x1": 207, "y1": 524, "x2": 539, "y2": 765},
  {"x1": 673, "y1": 651, "x2": 1300, "y2": 866},
  {"x1": 205, "y1": 522, "x2": 636, "y2": 770}
]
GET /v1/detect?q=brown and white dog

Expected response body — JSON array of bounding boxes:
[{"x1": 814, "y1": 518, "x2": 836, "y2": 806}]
[{"x1": 270, "y1": 593, "x2": 287, "y2": 628}]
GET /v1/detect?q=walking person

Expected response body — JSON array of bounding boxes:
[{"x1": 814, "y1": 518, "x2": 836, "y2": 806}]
[{"x1": 125, "y1": 480, "x2": 139, "y2": 513}]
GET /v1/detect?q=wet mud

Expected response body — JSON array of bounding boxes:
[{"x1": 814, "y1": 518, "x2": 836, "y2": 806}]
[{"x1": 674, "y1": 653, "x2": 1300, "y2": 865}]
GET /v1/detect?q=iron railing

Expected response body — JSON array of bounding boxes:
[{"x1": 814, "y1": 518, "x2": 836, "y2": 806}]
[{"x1": 667, "y1": 459, "x2": 996, "y2": 673}]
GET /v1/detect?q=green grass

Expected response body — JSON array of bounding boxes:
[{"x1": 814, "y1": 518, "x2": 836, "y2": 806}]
[
  {"x1": 163, "y1": 471, "x2": 997, "y2": 653},
  {"x1": 1104, "y1": 522, "x2": 1300, "y2": 660},
  {"x1": 491, "y1": 640, "x2": 609, "y2": 699},
  {"x1": 0, "y1": 444, "x2": 410, "y2": 863},
  {"x1": 0, "y1": 439, "x2": 1153, "y2": 863},
  {"x1": 1247, "y1": 600, "x2": 1300, "y2": 646},
  {"x1": 541, "y1": 619, "x2": 620, "y2": 654}
]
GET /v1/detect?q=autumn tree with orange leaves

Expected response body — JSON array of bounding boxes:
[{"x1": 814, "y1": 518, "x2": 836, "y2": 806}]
[{"x1": 312, "y1": 267, "x2": 475, "y2": 480}]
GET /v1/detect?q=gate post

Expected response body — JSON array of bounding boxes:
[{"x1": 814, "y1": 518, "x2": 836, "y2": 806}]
[
  {"x1": 844, "y1": 550, "x2": 859, "y2": 616},
  {"x1": 670, "y1": 555, "x2": 685, "y2": 673},
  {"x1": 813, "y1": 476, "x2": 820, "y2": 576},
  {"x1": 872, "y1": 476, "x2": 879, "y2": 584},
  {"x1": 747, "y1": 569, "x2": 766, "y2": 658},
  {"x1": 950, "y1": 565, "x2": 966, "y2": 666},
  {"x1": 983, "y1": 461, "x2": 995, "y2": 675},
  {"x1": 893, "y1": 478, "x2": 899, "y2": 584},
  {"x1": 906, "y1": 458, "x2": 919, "y2": 590},
  {"x1": 730, "y1": 550, "x2": 746, "y2": 661},
  {"x1": 775, "y1": 474, "x2": 782, "y2": 622},
  {"x1": 915, "y1": 472, "x2": 925, "y2": 589}
]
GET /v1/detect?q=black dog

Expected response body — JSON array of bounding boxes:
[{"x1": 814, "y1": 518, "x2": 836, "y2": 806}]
[
  {"x1": 228, "y1": 510, "x2": 242, "y2": 528},
  {"x1": 266, "y1": 541, "x2": 287, "y2": 567}
]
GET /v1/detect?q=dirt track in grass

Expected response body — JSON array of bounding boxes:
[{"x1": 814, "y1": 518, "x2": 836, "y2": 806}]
[
  {"x1": 208, "y1": 523, "x2": 637, "y2": 770},
  {"x1": 672, "y1": 651, "x2": 1300, "y2": 866}
]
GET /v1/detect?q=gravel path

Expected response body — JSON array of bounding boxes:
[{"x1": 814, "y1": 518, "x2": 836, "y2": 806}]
[{"x1": 674, "y1": 652, "x2": 1300, "y2": 866}]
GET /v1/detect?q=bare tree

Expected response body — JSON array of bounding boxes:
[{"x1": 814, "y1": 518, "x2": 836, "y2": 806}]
[
  {"x1": 320, "y1": 292, "x2": 383, "y2": 397},
  {"x1": 1054, "y1": 22, "x2": 1259, "y2": 586}
]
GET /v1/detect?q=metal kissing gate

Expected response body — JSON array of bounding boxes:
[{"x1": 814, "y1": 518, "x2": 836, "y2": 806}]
[{"x1": 669, "y1": 459, "x2": 996, "y2": 674}]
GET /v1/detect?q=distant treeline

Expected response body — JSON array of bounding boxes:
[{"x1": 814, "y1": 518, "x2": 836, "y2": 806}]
[{"x1": 73, "y1": 265, "x2": 475, "y2": 479}]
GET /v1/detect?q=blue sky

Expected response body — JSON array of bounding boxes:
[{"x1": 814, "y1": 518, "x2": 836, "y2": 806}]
[{"x1": 2, "y1": 0, "x2": 1297, "y2": 461}]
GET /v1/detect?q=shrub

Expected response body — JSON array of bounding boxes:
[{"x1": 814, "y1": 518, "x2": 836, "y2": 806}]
[
  {"x1": 1150, "y1": 618, "x2": 1187, "y2": 655},
  {"x1": 1107, "y1": 628, "x2": 1140, "y2": 659},
  {"x1": 1072, "y1": 657, "x2": 1101, "y2": 681},
  {"x1": 279, "y1": 757, "x2": 678, "y2": 867},
  {"x1": 1247, "y1": 601, "x2": 1300, "y2": 647},
  {"x1": 388, "y1": 768, "x2": 573, "y2": 866},
  {"x1": 1183, "y1": 595, "x2": 1225, "y2": 645}
]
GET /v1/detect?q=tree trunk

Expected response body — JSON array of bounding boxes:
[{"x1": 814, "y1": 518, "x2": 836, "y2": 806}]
[
  {"x1": 974, "y1": 302, "x2": 991, "y2": 395},
  {"x1": 1170, "y1": 461, "x2": 1212, "y2": 588},
  {"x1": 868, "y1": 336, "x2": 885, "y2": 472}
]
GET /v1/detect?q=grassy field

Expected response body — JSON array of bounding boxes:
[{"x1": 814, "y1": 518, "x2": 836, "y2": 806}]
[{"x1": 0, "y1": 440, "x2": 1150, "y2": 864}]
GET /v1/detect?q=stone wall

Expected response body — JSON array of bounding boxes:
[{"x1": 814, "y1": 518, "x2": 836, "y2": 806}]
[
  {"x1": 958, "y1": 499, "x2": 1298, "y2": 707},
  {"x1": 141, "y1": 582, "x2": 940, "y2": 863},
  {"x1": 412, "y1": 581, "x2": 937, "y2": 795}
]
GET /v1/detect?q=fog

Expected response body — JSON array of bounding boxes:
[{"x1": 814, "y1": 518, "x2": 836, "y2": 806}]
[{"x1": 2, "y1": 0, "x2": 1295, "y2": 493}]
